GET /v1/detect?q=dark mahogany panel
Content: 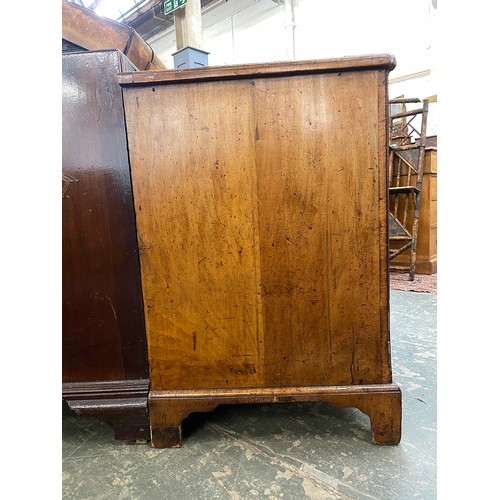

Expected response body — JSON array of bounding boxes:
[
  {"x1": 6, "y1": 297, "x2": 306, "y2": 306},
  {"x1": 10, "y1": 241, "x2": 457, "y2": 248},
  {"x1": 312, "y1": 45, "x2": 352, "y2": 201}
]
[{"x1": 62, "y1": 50, "x2": 148, "y2": 383}]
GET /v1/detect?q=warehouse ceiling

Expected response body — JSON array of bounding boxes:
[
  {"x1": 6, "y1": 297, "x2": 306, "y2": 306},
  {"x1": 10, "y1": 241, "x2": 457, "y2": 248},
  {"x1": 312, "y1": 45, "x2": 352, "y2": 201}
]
[{"x1": 67, "y1": 0, "x2": 222, "y2": 41}]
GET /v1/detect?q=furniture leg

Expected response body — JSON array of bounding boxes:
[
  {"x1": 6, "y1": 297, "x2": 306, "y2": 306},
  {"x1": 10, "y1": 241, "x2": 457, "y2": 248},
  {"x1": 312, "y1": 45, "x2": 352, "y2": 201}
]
[{"x1": 148, "y1": 385, "x2": 402, "y2": 448}]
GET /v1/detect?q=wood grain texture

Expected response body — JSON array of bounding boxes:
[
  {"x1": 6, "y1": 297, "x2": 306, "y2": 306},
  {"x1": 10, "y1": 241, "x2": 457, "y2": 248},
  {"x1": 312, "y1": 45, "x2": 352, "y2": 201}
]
[
  {"x1": 377, "y1": 70, "x2": 392, "y2": 382},
  {"x1": 62, "y1": 0, "x2": 167, "y2": 70},
  {"x1": 149, "y1": 385, "x2": 401, "y2": 447},
  {"x1": 125, "y1": 70, "x2": 390, "y2": 389},
  {"x1": 118, "y1": 54, "x2": 396, "y2": 86},
  {"x1": 173, "y1": 0, "x2": 204, "y2": 50},
  {"x1": 62, "y1": 50, "x2": 148, "y2": 383},
  {"x1": 128, "y1": 80, "x2": 264, "y2": 389},
  {"x1": 255, "y1": 72, "x2": 386, "y2": 386},
  {"x1": 121, "y1": 57, "x2": 400, "y2": 446}
]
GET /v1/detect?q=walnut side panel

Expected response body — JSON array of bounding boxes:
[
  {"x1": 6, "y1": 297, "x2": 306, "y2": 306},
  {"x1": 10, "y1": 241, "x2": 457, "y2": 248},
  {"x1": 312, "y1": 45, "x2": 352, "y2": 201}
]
[
  {"x1": 255, "y1": 71, "x2": 388, "y2": 385},
  {"x1": 377, "y1": 70, "x2": 392, "y2": 383},
  {"x1": 124, "y1": 69, "x2": 391, "y2": 390},
  {"x1": 122, "y1": 57, "x2": 399, "y2": 448},
  {"x1": 124, "y1": 80, "x2": 264, "y2": 390}
]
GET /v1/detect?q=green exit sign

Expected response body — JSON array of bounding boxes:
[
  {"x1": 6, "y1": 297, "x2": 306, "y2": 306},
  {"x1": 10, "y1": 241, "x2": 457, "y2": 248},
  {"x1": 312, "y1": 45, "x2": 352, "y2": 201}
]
[{"x1": 164, "y1": 0, "x2": 187, "y2": 15}]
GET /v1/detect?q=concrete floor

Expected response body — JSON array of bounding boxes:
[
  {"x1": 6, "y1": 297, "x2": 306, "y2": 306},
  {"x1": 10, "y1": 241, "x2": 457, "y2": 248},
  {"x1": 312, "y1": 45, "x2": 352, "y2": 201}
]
[{"x1": 62, "y1": 289, "x2": 436, "y2": 499}]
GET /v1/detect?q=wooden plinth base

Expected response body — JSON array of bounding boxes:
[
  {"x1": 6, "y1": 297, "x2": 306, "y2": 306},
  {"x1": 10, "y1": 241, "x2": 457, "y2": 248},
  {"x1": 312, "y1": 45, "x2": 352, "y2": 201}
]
[
  {"x1": 63, "y1": 379, "x2": 150, "y2": 441},
  {"x1": 149, "y1": 384, "x2": 402, "y2": 448}
]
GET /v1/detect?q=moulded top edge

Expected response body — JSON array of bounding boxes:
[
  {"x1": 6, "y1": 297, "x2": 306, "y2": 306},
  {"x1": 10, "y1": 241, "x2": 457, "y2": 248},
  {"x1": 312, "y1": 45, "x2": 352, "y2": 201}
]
[
  {"x1": 117, "y1": 53, "x2": 397, "y2": 86},
  {"x1": 62, "y1": 48, "x2": 123, "y2": 57}
]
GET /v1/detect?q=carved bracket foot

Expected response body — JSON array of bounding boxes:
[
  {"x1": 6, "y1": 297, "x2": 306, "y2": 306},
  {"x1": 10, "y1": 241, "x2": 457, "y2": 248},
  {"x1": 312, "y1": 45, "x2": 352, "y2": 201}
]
[{"x1": 149, "y1": 384, "x2": 401, "y2": 448}]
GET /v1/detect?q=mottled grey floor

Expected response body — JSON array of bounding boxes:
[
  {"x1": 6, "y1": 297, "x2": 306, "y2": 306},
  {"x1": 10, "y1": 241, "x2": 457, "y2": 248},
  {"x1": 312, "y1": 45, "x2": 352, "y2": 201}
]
[{"x1": 62, "y1": 290, "x2": 436, "y2": 499}]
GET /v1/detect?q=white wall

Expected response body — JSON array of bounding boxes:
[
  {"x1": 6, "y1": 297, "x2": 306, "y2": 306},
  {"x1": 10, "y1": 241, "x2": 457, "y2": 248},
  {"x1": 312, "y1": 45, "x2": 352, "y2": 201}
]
[{"x1": 149, "y1": 0, "x2": 437, "y2": 133}]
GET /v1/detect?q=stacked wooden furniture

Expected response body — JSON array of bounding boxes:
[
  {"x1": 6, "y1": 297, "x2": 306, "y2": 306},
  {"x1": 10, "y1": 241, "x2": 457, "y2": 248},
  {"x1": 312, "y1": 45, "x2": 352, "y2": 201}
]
[
  {"x1": 62, "y1": 49, "x2": 150, "y2": 440},
  {"x1": 62, "y1": 0, "x2": 166, "y2": 71},
  {"x1": 118, "y1": 55, "x2": 402, "y2": 448}
]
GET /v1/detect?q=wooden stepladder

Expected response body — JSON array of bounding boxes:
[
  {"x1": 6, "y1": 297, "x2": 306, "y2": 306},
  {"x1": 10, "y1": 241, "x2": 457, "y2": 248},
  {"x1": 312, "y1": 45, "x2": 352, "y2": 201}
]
[{"x1": 388, "y1": 98, "x2": 429, "y2": 281}]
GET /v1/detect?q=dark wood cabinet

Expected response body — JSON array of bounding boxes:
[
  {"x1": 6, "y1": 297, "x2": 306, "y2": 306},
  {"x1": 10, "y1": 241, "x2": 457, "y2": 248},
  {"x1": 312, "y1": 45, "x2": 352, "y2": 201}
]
[
  {"x1": 62, "y1": 49, "x2": 149, "y2": 440},
  {"x1": 119, "y1": 55, "x2": 402, "y2": 448}
]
